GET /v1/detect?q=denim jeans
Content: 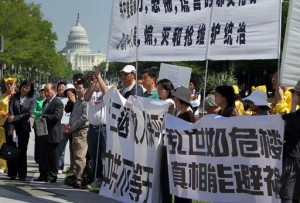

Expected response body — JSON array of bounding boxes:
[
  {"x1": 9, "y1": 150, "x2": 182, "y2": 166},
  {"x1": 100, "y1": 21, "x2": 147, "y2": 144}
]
[
  {"x1": 58, "y1": 132, "x2": 73, "y2": 171},
  {"x1": 87, "y1": 124, "x2": 106, "y2": 179}
]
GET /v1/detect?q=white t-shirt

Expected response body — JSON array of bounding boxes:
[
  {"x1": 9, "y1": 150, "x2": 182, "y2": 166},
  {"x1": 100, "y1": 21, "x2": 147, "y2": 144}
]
[
  {"x1": 58, "y1": 97, "x2": 70, "y2": 124},
  {"x1": 87, "y1": 91, "x2": 106, "y2": 125}
]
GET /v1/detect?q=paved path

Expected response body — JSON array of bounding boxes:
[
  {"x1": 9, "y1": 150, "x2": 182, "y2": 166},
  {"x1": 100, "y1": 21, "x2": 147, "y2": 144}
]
[{"x1": 0, "y1": 132, "x2": 121, "y2": 203}]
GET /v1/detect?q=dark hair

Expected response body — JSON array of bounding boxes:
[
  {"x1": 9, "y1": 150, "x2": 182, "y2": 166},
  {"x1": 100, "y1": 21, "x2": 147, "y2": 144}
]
[
  {"x1": 64, "y1": 88, "x2": 76, "y2": 97},
  {"x1": 215, "y1": 85, "x2": 235, "y2": 108},
  {"x1": 141, "y1": 66, "x2": 159, "y2": 81},
  {"x1": 73, "y1": 73, "x2": 84, "y2": 81},
  {"x1": 176, "y1": 98, "x2": 190, "y2": 107},
  {"x1": 57, "y1": 81, "x2": 66, "y2": 92},
  {"x1": 17, "y1": 80, "x2": 34, "y2": 97},
  {"x1": 76, "y1": 79, "x2": 87, "y2": 88},
  {"x1": 157, "y1": 79, "x2": 174, "y2": 99}
]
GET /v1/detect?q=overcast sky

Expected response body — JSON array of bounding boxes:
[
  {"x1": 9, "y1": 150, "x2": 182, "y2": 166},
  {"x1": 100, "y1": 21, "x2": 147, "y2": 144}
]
[{"x1": 25, "y1": 0, "x2": 112, "y2": 53}]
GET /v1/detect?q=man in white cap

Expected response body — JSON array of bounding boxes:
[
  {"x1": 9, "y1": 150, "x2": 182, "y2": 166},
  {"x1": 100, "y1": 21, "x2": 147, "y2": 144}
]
[{"x1": 119, "y1": 65, "x2": 144, "y2": 99}]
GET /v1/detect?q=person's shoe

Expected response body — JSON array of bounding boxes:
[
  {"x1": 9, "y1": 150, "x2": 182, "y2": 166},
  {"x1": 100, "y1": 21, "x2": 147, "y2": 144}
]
[
  {"x1": 9, "y1": 176, "x2": 16, "y2": 180},
  {"x1": 19, "y1": 177, "x2": 26, "y2": 181},
  {"x1": 49, "y1": 176, "x2": 57, "y2": 183},
  {"x1": 58, "y1": 170, "x2": 63, "y2": 175},
  {"x1": 89, "y1": 179, "x2": 102, "y2": 188},
  {"x1": 33, "y1": 176, "x2": 48, "y2": 182},
  {"x1": 72, "y1": 181, "x2": 81, "y2": 188}
]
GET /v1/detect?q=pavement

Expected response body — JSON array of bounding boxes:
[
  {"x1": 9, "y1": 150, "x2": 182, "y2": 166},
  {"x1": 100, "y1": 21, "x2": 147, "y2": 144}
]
[{"x1": 0, "y1": 131, "x2": 121, "y2": 203}]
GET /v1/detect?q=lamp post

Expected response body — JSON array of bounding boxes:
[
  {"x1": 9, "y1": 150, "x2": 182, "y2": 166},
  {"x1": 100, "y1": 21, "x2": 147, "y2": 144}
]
[
  {"x1": 28, "y1": 67, "x2": 32, "y2": 79},
  {"x1": 11, "y1": 64, "x2": 14, "y2": 75},
  {"x1": 2, "y1": 63, "x2": 6, "y2": 78}
]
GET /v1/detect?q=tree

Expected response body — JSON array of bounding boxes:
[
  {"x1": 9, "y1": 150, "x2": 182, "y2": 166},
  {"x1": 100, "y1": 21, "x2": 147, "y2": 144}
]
[{"x1": 0, "y1": 0, "x2": 71, "y2": 82}]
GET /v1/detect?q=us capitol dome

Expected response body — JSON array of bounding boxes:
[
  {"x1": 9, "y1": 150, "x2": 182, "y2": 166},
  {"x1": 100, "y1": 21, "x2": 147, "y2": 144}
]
[{"x1": 62, "y1": 13, "x2": 106, "y2": 71}]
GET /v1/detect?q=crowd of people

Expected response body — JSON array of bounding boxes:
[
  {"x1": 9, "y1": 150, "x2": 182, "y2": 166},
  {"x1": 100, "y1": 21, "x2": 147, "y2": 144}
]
[{"x1": 0, "y1": 66, "x2": 299, "y2": 203}]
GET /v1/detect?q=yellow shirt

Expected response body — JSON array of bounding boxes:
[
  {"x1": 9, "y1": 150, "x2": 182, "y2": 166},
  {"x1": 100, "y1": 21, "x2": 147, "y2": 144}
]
[
  {"x1": 269, "y1": 90, "x2": 291, "y2": 114},
  {"x1": 0, "y1": 93, "x2": 12, "y2": 127},
  {"x1": 235, "y1": 100, "x2": 245, "y2": 115}
]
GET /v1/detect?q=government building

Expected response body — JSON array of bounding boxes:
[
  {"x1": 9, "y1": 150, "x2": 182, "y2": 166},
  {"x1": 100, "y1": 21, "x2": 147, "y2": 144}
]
[{"x1": 61, "y1": 14, "x2": 106, "y2": 71}]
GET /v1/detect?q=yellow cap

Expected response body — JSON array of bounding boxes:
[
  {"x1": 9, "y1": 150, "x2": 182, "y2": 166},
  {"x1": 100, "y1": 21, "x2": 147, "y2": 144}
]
[
  {"x1": 4, "y1": 77, "x2": 17, "y2": 84},
  {"x1": 251, "y1": 85, "x2": 267, "y2": 93},
  {"x1": 232, "y1": 85, "x2": 239, "y2": 94}
]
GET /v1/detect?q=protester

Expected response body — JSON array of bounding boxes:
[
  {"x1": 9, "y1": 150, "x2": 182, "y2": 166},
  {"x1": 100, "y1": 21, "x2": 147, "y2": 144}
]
[
  {"x1": 279, "y1": 80, "x2": 300, "y2": 203},
  {"x1": 189, "y1": 80, "x2": 201, "y2": 120},
  {"x1": 269, "y1": 71, "x2": 291, "y2": 114},
  {"x1": 119, "y1": 65, "x2": 144, "y2": 99},
  {"x1": 215, "y1": 85, "x2": 238, "y2": 117},
  {"x1": 65, "y1": 79, "x2": 89, "y2": 188},
  {"x1": 84, "y1": 66, "x2": 108, "y2": 187},
  {"x1": 171, "y1": 85, "x2": 194, "y2": 203},
  {"x1": 157, "y1": 78, "x2": 174, "y2": 203},
  {"x1": 33, "y1": 84, "x2": 46, "y2": 164},
  {"x1": 57, "y1": 82, "x2": 73, "y2": 174},
  {"x1": 242, "y1": 90, "x2": 270, "y2": 115},
  {"x1": 141, "y1": 66, "x2": 159, "y2": 99},
  {"x1": 7, "y1": 80, "x2": 35, "y2": 181},
  {"x1": 0, "y1": 77, "x2": 16, "y2": 174},
  {"x1": 204, "y1": 94, "x2": 220, "y2": 115},
  {"x1": 232, "y1": 85, "x2": 245, "y2": 115},
  {"x1": 34, "y1": 83, "x2": 63, "y2": 183}
]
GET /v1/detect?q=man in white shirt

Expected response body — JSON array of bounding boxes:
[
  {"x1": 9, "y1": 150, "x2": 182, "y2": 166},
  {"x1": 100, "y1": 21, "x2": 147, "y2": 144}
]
[{"x1": 84, "y1": 67, "x2": 108, "y2": 187}]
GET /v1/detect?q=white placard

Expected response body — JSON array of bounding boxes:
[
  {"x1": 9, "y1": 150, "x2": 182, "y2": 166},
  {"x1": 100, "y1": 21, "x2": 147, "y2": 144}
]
[
  {"x1": 35, "y1": 118, "x2": 48, "y2": 136},
  {"x1": 158, "y1": 63, "x2": 192, "y2": 88}
]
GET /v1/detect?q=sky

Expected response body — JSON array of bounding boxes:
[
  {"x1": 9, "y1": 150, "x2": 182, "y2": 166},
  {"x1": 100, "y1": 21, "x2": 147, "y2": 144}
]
[{"x1": 24, "y1": 0, "x2": 112, "y2": 53}]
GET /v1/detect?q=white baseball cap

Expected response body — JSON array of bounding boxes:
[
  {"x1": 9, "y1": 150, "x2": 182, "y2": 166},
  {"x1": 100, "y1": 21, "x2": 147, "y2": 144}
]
[
  {"x1": 243, "y1": 90, "x2": 270, "y2": 108},
  {"x1": 120, "y1": 65, "x2": 136, "y2": 73}
]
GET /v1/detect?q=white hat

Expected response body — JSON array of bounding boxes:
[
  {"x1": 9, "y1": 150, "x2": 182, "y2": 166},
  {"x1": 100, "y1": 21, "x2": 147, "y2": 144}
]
[
  {"x1": 243, "y1": 90, "x2": 270, "y2": 108},
  {"x1": 204, "y1": 94, "x2": 218, "y2": 110},
  {"x1": 39, "y1": 84, "x2": 46, "y2": 91},
  {"x1": 171, "y1": 86, "x2": 192, "y2": 104},
  {"x1": 64, "y1": 84, "x2": 75, "y2": 96},
  {"x1": 120, "y1": 65, "x2": 136, "y2": 73}
]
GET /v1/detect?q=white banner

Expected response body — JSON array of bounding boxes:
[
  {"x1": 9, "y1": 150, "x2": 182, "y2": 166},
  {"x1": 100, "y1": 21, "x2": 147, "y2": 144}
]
[
  {"x1": 280, "y1": 0, "x2": 300, "y2": 87},
  {"x1": 100, "y1": 88, "x2": 173, "y2": 203},
  {"x1": 107, "y1": 0, "x2": 281, "y2": 62},
  {"x1": 164, "y1": 114, "x2": 284, "y2": 203}
]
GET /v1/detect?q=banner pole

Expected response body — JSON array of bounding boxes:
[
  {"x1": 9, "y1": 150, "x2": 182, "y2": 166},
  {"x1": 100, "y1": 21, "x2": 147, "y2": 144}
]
[
  {"x1": 135, "y1": 1, "x2": 140, "y2": 94},
  {"x1": 278, "y1": 0, "x2": 283, "y2": 84},
  {"x1": 201, "y1": 0, "x2": 215, "y2": 117}
]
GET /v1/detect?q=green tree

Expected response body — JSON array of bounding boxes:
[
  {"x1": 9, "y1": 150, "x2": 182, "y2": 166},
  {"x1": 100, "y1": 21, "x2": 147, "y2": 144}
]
[{"x1": 0, "y1": 0, "x2": 71, "y2": 82}]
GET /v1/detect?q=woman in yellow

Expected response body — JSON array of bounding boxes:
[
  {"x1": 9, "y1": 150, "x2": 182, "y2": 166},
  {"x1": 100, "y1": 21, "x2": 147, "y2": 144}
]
[{"x1": 0, "y1": 77, "x2": 16, "y2": 174}]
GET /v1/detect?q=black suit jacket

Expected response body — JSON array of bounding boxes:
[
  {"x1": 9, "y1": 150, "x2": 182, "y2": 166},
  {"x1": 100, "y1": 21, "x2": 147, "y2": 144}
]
[
  {"x1": 42, "y1": 96, "x2": 64, "y2": 143},
  {"x1": 9, "y1": 94, "x2": 35, "y2": 133}
]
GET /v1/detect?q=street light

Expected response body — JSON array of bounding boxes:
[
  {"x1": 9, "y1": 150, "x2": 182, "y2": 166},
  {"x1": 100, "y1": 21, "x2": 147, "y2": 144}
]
[
  {"x1": 11, "y1": 64, "x2": 14, "y2": 75},
  {"x1": 28, "y1": 67, "x2": 32, "y2": 79}
]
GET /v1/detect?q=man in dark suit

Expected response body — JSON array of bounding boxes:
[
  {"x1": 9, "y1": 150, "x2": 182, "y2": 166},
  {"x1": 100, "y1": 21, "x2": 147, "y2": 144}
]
[{"x1": 34, "y1": 83, "x2": 63, "y2": 183}]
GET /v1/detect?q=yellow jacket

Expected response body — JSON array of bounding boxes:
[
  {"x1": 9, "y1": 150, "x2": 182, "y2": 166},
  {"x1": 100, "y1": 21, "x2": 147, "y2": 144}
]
[{"x1": 269, "y1": 90, "x2": 291, "y2": 114}]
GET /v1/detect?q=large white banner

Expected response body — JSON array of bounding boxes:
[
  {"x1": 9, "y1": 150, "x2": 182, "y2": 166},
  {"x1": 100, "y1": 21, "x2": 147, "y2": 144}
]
[
  {"x1": 107, "y1": 0, "x2": 281, "y2": 62},
  {"x1": 164, "y1": 114, "x2": 284, "y2": 203},
  {"x1": 100, "y1": 88, "x2": 172, "y2": 203},
  {"x1": 280, "y1": 0, "x2": 300, "y2": 87}
]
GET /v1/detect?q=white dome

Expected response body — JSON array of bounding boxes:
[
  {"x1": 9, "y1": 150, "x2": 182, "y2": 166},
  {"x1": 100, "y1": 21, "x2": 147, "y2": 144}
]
[{"x1": 62, "y1": 14, "x2": 91, "y2": 53}]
